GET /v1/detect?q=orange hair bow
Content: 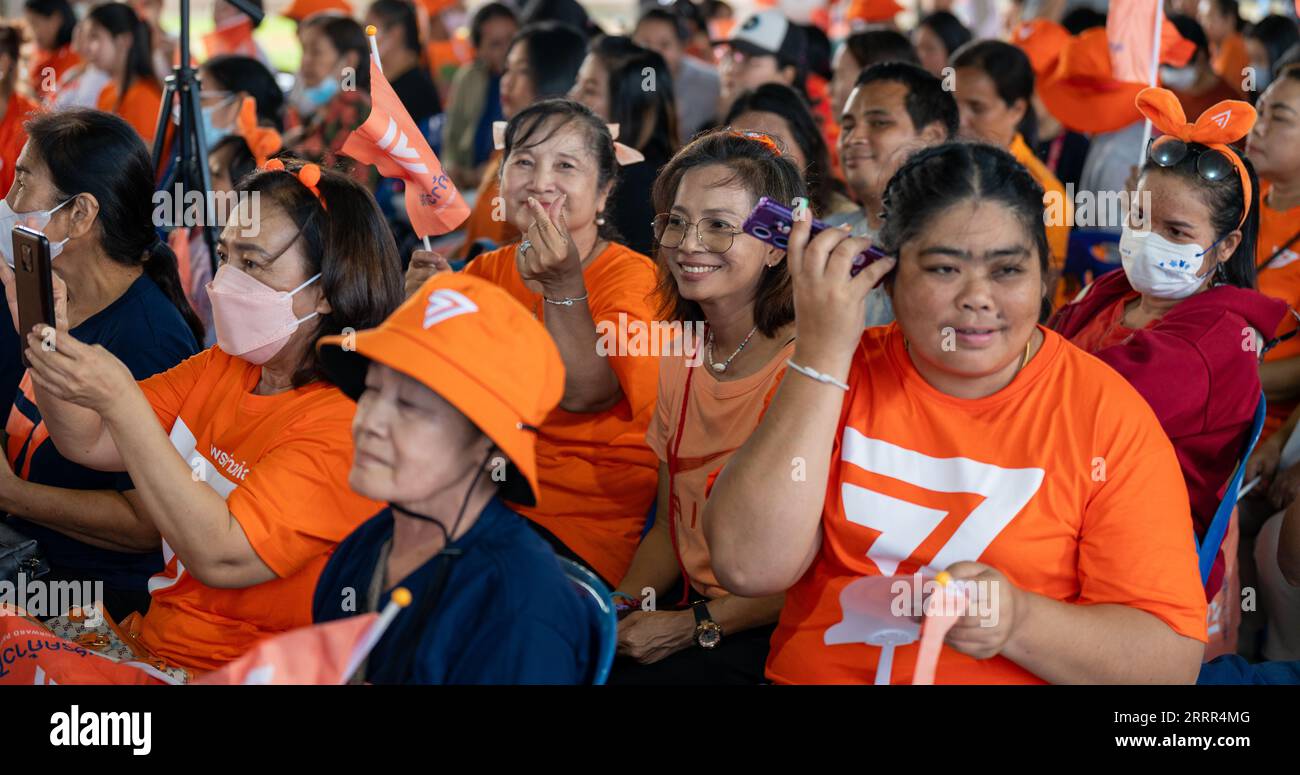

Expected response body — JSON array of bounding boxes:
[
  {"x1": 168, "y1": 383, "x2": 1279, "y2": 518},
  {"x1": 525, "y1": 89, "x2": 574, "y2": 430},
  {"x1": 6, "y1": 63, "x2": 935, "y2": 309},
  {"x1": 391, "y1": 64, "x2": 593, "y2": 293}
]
[
  {"x1": 236, "y1": 96, "x2": 282, "y2": 169},
  {"x1": 727, "y1": 129, "x2": 782, "y2": 157},
  {"x1": 1135, "y1": 87, "x2": 1256, "y2": 228},
  {"x1": 262, "y1": 158, "x2": 326, "y2": 209}
]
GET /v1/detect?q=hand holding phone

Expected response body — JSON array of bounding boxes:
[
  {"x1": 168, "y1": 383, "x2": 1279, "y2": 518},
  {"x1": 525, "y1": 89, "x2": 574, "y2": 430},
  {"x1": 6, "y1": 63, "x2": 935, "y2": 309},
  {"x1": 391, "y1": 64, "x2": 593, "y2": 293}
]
[
  {"x1": 11, "y1": 225, "x2": 56, "y2": 365},
  {"x1": 741, "y1": 197, "x2": 890, "y2": 279}
]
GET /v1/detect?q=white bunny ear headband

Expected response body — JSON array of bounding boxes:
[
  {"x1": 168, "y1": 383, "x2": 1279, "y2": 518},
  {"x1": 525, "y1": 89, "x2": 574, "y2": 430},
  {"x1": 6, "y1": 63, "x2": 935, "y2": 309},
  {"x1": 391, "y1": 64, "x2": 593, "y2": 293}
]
[{"x1": 492, "y1": 121, "x2": 646, "y2": 165}]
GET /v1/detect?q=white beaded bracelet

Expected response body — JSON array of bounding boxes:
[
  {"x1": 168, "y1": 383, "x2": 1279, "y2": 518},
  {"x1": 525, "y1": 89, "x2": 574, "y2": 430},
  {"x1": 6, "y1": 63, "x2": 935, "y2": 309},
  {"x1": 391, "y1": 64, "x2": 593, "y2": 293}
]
[
  {"x1": 785, "y1": 359, "x2": 850, "y2": 392},
  {"x1": 543, "y1": 293, "x2": 589, "y2": 307}
]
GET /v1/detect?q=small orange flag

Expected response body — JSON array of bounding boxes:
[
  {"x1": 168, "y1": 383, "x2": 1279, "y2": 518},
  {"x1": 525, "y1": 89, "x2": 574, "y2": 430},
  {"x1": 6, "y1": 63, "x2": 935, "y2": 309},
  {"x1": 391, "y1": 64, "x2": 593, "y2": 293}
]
[{"x1": 342, "y1": 58, "x2": 470, "y2": 238}]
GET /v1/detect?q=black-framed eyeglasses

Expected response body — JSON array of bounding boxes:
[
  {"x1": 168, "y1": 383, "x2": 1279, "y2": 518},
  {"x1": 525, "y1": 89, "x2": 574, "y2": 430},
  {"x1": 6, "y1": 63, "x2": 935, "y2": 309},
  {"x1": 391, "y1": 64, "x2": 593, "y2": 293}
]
[
  {"x1": 651, "y1": 213, "x2": 743, "y2": 254},
  {"x1": 1146, "y1": 136, "x2": 1235, "y2": 184}
]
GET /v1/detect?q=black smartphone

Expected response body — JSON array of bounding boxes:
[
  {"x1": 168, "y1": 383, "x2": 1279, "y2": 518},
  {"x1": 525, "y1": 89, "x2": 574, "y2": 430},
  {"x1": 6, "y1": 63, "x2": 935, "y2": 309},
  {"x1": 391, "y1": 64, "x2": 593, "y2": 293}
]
[{"x1": 12, "y1": 225, "x2": 56, "y2": 367}]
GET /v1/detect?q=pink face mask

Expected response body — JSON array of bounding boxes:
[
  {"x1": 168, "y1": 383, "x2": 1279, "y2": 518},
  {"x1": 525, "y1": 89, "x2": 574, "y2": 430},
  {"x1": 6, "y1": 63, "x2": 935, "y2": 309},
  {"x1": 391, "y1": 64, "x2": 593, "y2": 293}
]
[{"x1": 206, "y1": 264, "x2": 322, "y2": 364}]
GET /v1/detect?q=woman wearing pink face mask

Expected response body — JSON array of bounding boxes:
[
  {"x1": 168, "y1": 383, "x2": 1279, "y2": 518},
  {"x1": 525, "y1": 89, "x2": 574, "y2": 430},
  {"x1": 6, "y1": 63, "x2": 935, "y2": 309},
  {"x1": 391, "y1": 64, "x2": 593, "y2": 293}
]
[{"x1": 15, "y1": 156, "x2": 405, "y2": 677}]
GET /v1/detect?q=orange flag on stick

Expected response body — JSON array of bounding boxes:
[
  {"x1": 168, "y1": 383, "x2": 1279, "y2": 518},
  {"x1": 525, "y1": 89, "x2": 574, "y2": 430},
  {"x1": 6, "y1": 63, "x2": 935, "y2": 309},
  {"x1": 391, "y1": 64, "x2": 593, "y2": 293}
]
[
  {"x1": 342, "y1": 57, "x2": 469, "y2": 239},
  {"x1": 1107, "y1": 0, "x2": 1196, "y2": 85},
  {"x1": 197, "y1": 589, "x2": 411, "y2": 685}
]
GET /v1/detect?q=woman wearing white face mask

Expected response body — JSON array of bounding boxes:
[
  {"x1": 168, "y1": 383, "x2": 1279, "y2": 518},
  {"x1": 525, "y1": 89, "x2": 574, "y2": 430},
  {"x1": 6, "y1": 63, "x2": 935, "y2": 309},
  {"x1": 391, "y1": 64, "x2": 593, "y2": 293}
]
[
  {"x1": 0, "y1": 109, "x2": 201, "y2": 619},
  {"x1": 1051, "y1": 87, "x2": 1285, "y2": 601},
  {"x1": 13, "y1": 156, "x2": 404, "y2": 679}
]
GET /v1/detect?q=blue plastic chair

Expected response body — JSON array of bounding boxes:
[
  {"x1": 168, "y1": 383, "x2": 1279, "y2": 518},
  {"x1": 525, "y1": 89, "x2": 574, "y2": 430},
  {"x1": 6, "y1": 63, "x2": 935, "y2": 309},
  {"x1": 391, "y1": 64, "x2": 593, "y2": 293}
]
[
  {"x1": 1063, "y1": 229, "x2": 1122, "y2": 288},
  {"x1": 558, "y1": 557, "x2": 617, "y2": 685},
  {"x1": 1197, "y1": 391, "x2": 1267, "y2": 586}
]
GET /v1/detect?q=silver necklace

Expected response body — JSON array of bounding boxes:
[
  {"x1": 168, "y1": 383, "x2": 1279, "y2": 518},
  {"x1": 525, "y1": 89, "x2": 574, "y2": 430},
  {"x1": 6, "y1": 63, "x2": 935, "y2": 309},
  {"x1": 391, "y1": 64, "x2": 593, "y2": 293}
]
[{"x1": 707, "y1": 325, "x2": 758, "y2": 373}]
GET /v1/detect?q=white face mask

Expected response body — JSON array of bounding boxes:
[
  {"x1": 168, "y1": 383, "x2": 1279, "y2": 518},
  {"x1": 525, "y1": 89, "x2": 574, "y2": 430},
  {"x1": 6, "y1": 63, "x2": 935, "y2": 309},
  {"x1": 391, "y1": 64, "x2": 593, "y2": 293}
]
[
  {"x1": 0, "y1": 197, "x2": 75, "y2": 267},
  {"x1": 1119, "y1": 225, "x2": 1217, "y2": 299}
]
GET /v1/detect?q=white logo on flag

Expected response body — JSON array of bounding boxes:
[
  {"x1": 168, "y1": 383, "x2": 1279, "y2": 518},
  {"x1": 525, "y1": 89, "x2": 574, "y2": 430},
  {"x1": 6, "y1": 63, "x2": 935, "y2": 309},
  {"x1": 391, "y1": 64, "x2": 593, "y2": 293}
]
[
  {"x1": 423, "y1": 289, "x2": 478, "y2": 328},
  {"x1": 378, "y1": 117, "x2": 430, "y2": 176},
  {"x1": 1209, "y1": 110, "x2": 1231, "y2": 128}
]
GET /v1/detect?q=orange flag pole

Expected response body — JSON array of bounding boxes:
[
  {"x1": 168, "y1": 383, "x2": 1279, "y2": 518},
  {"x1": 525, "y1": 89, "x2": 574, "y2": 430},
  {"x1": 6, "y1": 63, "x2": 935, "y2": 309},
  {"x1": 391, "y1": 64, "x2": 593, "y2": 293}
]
[{"x1": 342, "y1": 587, "x2": 412, "y2": 684}]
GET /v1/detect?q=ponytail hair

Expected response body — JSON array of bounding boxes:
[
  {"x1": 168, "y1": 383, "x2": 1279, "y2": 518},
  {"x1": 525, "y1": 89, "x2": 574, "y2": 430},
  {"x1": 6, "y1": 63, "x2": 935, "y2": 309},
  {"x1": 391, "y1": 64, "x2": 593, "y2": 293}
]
[
  {"x1": 88, "y1": 2, "x2": 158, "y2": 110},
  {"x1": 24, "y1": 108, "x2": 204, "y2": 344}
]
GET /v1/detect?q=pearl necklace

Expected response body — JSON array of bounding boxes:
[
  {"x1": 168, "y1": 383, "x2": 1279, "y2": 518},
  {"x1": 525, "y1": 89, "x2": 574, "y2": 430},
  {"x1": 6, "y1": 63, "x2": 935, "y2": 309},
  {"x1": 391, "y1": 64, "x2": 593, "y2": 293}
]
[{"x1": 706, "y1": 325, "x2": 758, "y2": 373}]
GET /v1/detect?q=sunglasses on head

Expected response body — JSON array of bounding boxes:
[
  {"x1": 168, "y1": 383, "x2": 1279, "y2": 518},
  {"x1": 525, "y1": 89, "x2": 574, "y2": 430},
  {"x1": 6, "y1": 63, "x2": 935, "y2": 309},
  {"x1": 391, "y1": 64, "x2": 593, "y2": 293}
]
[{"x1": 1146, "y1": 135, "x2": 1236, "y2": 184}]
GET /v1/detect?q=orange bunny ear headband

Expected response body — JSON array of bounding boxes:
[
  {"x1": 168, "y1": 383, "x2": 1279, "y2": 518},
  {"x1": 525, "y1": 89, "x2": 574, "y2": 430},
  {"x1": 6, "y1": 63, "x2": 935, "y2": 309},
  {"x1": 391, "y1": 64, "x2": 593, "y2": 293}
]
[
  {"x1": 1135, "y1": 87, "x2": 1256, "y2": 230},
  {"x1": 261, "y1": 158, "x2": 327, "y2": 210},
  {"x1": 236, "y1": 96, "x2": 283, "y2": 169}
]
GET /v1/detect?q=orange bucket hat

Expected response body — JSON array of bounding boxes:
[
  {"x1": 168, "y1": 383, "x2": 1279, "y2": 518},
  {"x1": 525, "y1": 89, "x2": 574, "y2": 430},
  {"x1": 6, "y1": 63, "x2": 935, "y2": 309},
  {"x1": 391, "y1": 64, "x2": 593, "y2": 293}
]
[
  {"x1": 317, "y1": 273, "x2": 565, "y2": 507},
  {"x1": 1039, "y1": 25, "x2": 1197, "y2": 135}
]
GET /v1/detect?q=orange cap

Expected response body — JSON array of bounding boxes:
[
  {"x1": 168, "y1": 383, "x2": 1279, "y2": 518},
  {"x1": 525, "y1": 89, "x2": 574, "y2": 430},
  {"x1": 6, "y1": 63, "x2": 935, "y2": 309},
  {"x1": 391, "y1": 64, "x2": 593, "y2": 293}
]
[
  {"x1": 282, "y1": 0, "x2": 354, "y2": 22},
  {"x1": 846, "y1": 0, "x2": 903, "y2": 23},
  {"x1": 317, "y1": 273, "x2": 565, "y2": 506},
  {"x1": 1011, "y1": 19, "x2": 1070, "y2": 77}
]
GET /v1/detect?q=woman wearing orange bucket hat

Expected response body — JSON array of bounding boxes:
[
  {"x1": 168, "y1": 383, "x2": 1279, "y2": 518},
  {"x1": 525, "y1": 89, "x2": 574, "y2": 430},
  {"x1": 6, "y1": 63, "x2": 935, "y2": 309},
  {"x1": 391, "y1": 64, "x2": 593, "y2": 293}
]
[{"x1": 312, "y1": 272, "x2": 595, "y2": 684}]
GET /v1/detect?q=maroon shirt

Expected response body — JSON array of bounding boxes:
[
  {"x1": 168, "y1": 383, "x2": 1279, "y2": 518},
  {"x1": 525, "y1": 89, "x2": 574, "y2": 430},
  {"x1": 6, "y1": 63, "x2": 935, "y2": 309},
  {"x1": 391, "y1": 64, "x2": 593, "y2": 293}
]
[{"x1": 1051, "y1": 270, "x2": 1286, "y2": 597}]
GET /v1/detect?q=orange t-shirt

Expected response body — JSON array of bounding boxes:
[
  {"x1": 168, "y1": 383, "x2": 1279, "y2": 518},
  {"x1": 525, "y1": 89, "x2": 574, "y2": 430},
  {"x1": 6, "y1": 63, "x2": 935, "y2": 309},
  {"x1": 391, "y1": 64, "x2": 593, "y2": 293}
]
[
  {"x1": 464, "y1": 241, "x2": 660, "y2": 583},
  {"x1": 646, "y1": 340, "x2": 794, "y2": 597},
  {"x1": 766, "y1": 324, "x2": 1207, "y2": 685},
  {"x1": 1255, "y1": 184, "x2": 1300, "y2": 435},
  {"x1": 97, "y1": 78, "x2": 163, "y2": 145},
  {"x1": 28, "y1": 45, "x2": 81, "y2": 104},
  {"x1": 135, "y1": 347, "x2": 383, "y2": 672},
  {"x1": 0, "y1": 93, "x2": 39, "y2": 198},
  {"x1": 1212, "y1": 33, "x2": 1250, "y2": 97},
  {"x1": 455, "y1": 153, "x2": 519, "y2": 258},
  {"x1": 1010, "y1": 133, "x2": 1071, "y2": 305}
]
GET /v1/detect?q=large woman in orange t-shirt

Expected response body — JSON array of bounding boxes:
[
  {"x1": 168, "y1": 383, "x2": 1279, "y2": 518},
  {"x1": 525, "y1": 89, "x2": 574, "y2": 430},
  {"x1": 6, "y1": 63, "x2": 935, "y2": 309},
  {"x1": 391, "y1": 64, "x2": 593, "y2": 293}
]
[
  {"x1": 17, "y1": 162, "x2": 405, "y2": 676},
  {"x1": 706, "y1": 142, "x2": 1209, "y2": 685},
  {"x1": 408, "y1": 99, "x2": 659, "y2": 586},
  {"x1": 610, "y1": 130, "x2": 801, "y2": 684},
  {"x1": 84, "y1": 3, "x2": 163, "y2": 145}
]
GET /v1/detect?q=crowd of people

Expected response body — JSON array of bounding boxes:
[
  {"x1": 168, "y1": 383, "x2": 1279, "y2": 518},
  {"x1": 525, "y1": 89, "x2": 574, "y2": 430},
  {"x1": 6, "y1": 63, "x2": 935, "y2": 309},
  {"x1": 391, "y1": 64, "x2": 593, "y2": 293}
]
[{"x1": 0, "y1": 0, "x2": 1298, "y2": 686}]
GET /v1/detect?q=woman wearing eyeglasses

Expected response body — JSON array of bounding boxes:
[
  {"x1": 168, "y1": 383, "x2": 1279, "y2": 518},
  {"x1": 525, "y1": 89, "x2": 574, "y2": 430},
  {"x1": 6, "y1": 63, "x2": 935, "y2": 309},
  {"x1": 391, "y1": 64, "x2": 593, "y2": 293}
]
[
  {"x1": 609, "y1": 130, "x2": 799, "y2": 684},
  {"x1": 1051, "y1": 88, "x2": 1285, "y2": 599}
]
